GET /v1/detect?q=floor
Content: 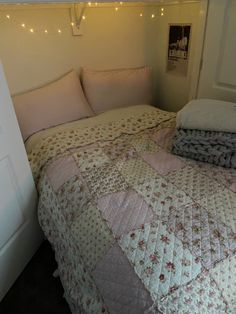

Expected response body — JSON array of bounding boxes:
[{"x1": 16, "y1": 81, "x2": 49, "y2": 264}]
[{"x1": 0, "y1": 241, "x2": 71, "y2": 314}]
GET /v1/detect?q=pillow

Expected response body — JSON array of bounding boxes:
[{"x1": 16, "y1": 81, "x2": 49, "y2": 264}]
[
  {"x1": 81, "y1": 66, "x2": 152, "y2": 114},
  {"x1": 13, "y1": 70, "x2": 94, "y2": 141}
]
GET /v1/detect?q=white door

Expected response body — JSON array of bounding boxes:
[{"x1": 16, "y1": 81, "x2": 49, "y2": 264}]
[
  {"x1": 197, "y1": 0, "x2": 236, "y2": 101},
  {"x1": 0, "y1": 62, "x2": 43, "y2": 301}
]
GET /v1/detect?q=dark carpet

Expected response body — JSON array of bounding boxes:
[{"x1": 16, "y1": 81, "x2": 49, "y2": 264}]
[{"x1": 0, "y1": 241, "x2": 71, "y2": 314}]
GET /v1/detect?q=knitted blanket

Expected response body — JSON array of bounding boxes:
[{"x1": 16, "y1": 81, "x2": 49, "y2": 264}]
[{"x1": 172, "y1": 128, "x2": 236, "y2": 168}]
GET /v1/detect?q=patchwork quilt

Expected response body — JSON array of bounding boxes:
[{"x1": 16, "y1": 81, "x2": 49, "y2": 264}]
[{"x1": 28, "y1": 106, "x2": 236, "y2": 314}]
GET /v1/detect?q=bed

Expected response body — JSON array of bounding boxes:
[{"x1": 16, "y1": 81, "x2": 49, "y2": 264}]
[{"x1": 25, "y1": 103, "x2": 236, "y2": 314}]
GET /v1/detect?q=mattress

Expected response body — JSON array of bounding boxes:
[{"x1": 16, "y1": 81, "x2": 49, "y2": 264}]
[{"x1": 27, "y1": 105, "x2": 236, "y2": 314}]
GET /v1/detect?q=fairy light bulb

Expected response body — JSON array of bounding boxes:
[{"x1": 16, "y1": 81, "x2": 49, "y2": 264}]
[
  {"x1": 29, "y1": 28, "x2": 34, "y2": 33},
  {"x1": 161, "y1": 12, "x2": 164, "y2": 16},
  {"x1": 88, "y1": 2, "x2": 91, "y2": 6},
  {"x1": 44, "y1": 29, "x2": 48, "y2": 34},
  {"x1": 6, "y1": 14, "x2": 10, "y2": 19},
  {"x1": 161, "y1": 8, "x2": 164, "y2": 11},
  {"x1": 151, "y1": 14, "x2": 155, "y2": 19},
  {"x1": 95, "y1": 2, "x2": 98, "y2": 5},
  {"x1": 71, "y1": 22, "x2": 74, "y2": 26},
  {"x1": 58, "y1": 29, "x2": 62, "y2": 34},
  {"x1": 140, "y1": 13, "x2": 143, "y2": 17},
  {"x1": 21, "y1": 23, "x2": 26, "y2": 28},
  {"x1": 120, "y1": 1, "x2": 123, "y2": 4},
  {"x1": 82, "y1": 15, "x2": 86, "y2": 20},
  {"x1": 115, "y1": 7, "x2": 119, "y2": 11}
]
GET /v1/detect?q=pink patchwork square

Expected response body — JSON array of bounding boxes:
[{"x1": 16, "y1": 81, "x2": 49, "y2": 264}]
[
  {"x1": 97, "y1": 190, "x2": 153, "y2": 237},
  {"x1": 152, "y1": 128, "x2": 175, "y2": 150},
  {"x1": 142, "y1": 151, "x2": 185, "y2": 176},
  {"x1": 46, "y1": 155, "x2": 80, "y2": 191},
  {"x1": 229, "y1": 182, "x2": 236, "y2": 193}
]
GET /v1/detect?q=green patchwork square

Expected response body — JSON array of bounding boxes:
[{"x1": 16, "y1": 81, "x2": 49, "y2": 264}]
[
  {"x1": 117, "y1": 157, "x2": 160, "y2": 187},
  {"x1": 56, "y1": 175, "x2": 91, "y2": 224},
  {"x1": 131, "y1": 136, "x2": 159, "y2": 155},
  {"x1": 210, "y1": 255, "x2": 236, "y2": 312},
  {"x1": 71, "y1": 203, "x2": 115, "y2": 271},
  {"x1": 166, "y1": 166, "x2": 223, "y2": 201}
]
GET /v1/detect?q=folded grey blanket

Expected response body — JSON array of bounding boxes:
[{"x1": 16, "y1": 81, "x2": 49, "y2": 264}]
[{"x1": 172, "y1": 128, "x2": 236, "y2": 168}]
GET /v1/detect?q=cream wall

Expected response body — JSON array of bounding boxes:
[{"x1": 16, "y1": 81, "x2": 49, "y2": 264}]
[
  {"x1": 148, "y1": 2, "x2": 200, "y2": 111},
  {"x1": 0, "y1": 2, "x2": 200, "y2": 111}
]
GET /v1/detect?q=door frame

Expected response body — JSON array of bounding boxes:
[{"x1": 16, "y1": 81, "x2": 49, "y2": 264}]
[{"x1": 188, "y1": 0, "x2": 209, "y2": 100}]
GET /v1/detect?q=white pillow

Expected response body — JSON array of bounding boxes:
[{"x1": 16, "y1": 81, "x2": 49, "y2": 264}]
[
  {"x1": 81, "y1": 66, "x2": 152, "y2": 114},
  {"x1": 13, "y1": 70, "x2": 94, "y2": 141}
]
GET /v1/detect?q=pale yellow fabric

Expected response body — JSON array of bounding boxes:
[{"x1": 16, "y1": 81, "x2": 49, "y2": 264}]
[{"x1": 25, "y1": 104, "x2": 158, "y2": 153}]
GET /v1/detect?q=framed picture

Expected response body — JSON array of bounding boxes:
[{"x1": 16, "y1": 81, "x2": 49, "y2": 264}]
[{"x1": 167, "y1": 24, "x2": 191, "y2": 76}]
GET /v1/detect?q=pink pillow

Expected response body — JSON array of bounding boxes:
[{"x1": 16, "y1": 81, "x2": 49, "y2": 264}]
[
  {"x1": 81, "y1": 67, "x2": 152, "y2": 114},
  {"x1": 13, "y1": 70, "x2": 94, "y2": 141}
]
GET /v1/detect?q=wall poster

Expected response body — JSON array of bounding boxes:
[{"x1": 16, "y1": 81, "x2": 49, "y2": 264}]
[{"x1": 167, "y1": 24, "x2": 191, "y2": 76}]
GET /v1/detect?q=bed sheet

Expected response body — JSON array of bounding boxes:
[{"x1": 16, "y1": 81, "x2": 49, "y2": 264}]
[{"x1": 28, "y1": 105, "x2": 236, "y2": 314}]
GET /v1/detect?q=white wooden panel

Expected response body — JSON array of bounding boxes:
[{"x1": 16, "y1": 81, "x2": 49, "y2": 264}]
[
  {"x1": 197, "y1": 0, "x2": 236, "y2": 101},
  {"x1": 0, "y1": 62, "x2": 43, "y2": 300},
  {"x1": 0, "y1": 157, "x2": 24, "y2": 249},
  {"x1": 216, "y1": 0, "x2": 236, "y2": 87}
]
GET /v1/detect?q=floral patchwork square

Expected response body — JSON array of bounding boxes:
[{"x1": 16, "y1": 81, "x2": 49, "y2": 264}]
[
  {"x1": 73, "y1": 145, "x2": 110, "y2": 172},
  {"x1": 103, "y1": 141, "x2": 137, "y2": 161},
  {"x1": 119, "y1": 222, "x2": 201, "y2": 300},
  {"x1": 163, "y1": 202, "x2": 236, "y2": 269},
  {"x1": 133, "y1": 177, "x2": 192, "y2": 218},
  {"x1": 56, "y1": 175, "x2": 91, "y2": 223},
  {"x1": 117, "y1": 157, "x2": 160, "y2": 187},
  {"x1": 210, "y1": 255, "x2": 236, "y2": 311},
  {"x1": 198, "y1": 188, "x2": 236, "y2": 233},
  {"x1": 166, "y1": 166, "x2": 223, "y2": 201},
  {"x1": 130, "y1": 136, "x2": 159, "y2": 155},
  {"x1": 82, "y1": 163, "x2": 129, "y2": 198},
  {"x1": 158, "y1": 272, "x2": 226, "y2": 314}
]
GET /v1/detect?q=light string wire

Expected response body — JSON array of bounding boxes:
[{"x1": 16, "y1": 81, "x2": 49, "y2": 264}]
[{"x1": 0, "y1": 3, "x2": 164, "y2": 35}]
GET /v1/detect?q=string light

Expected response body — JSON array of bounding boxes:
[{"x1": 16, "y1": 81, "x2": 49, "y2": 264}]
[{"x1": 0, "y1": 6, "x2": 164, "y2": 37}]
